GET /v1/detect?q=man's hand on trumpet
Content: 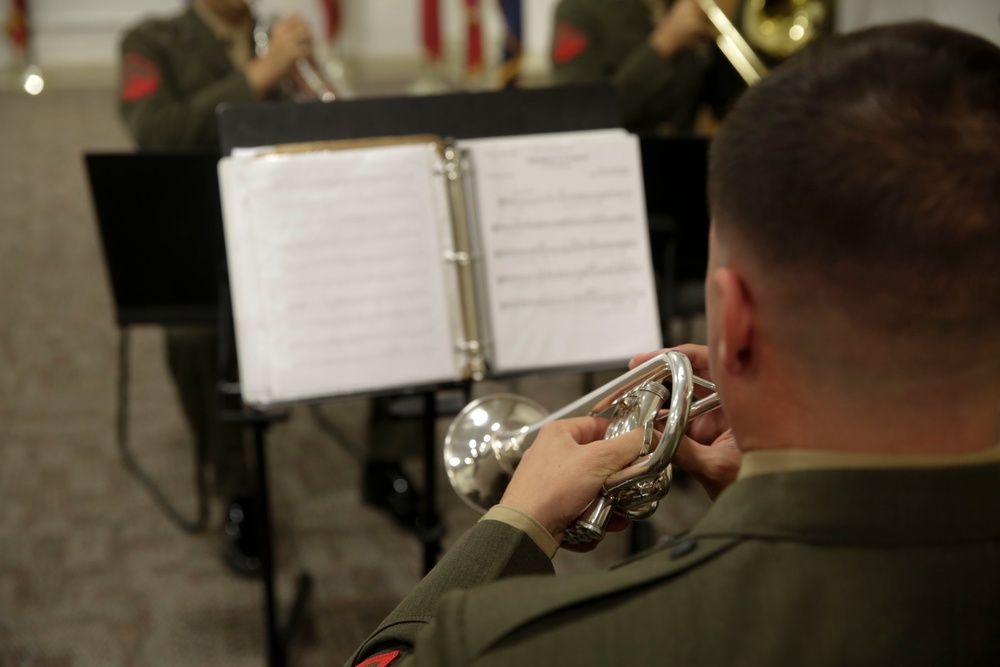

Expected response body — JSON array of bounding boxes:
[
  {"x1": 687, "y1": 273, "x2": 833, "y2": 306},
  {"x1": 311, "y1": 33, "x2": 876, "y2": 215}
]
[
  {"x1": 499, "y1": 419, "x2": 647, "y2": 552},
  {"x1": 245, "y1": 14, "x2": 314, "y2": 99},
  {"x1": 631, "y1": 344, "x2": 741, "y2": 499}
]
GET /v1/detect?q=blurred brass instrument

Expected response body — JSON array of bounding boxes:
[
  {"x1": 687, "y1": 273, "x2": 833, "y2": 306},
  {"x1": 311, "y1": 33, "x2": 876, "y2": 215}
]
[
  {"x1": 253, "y1": 17, "x2": 340, "y2": 102},
  {"x1": 694, "y1": 0, "x2": 835, "y2": 85},
  {"x1": 444, "y1": 351, "x2": 721, "y2": 545},
  {"x1": 742, "y1": 0, "x2": 834, "y2": 60}
]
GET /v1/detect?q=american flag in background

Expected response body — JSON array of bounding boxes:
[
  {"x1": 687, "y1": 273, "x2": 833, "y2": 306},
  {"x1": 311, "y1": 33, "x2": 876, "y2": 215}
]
[
  {"x1": 498, "y1": 0, "x2": 522, "y2": 87},
  {"x1": 464, "y1": 0, "x2": 483, "y2": 82},
  {"x1": 422, "y1": 0, "x2": 442, "y2": 63},
  {"x1": 5, "y1": 0, "x2": 28, "y2": 54},
  {"x1": 318, "y1": 0, "x2": 342, "y2": 42}
]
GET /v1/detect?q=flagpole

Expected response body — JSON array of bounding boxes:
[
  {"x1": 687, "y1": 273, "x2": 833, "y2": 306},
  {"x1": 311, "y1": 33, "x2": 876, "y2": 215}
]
[
  {"x1": 319, "y1": 0, "x2": 353, "y2": 97},
  {"x1": 6, "y1": 0, "x2": 42, "y2": 94},
  {"x1": 411, "y1": 0, "x2": 449, "y2": 94},
  {"x1": 498, "y1": 0, "x2": 522, "y2": 88},
  {"x1": 464, "y1": 0, "x2": 483, "y2": 89}
]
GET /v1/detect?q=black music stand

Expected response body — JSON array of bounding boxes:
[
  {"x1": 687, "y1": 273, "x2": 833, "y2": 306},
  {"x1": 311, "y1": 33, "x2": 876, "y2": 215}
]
[
  {"x1": 639, "y1": 137, "x2": 711, "y2": 343},
  {"x1": 85, "y1": 150, "x2": 226, "y2": 533},
  {"x1": 217, "y1": 83, "x2": 624, "y2": 667}
]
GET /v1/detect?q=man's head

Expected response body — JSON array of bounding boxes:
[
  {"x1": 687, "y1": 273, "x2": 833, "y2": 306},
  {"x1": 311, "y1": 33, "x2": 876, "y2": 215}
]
[{"x1": 704, "y1": 22, "x2": 1000, "y2": 449}]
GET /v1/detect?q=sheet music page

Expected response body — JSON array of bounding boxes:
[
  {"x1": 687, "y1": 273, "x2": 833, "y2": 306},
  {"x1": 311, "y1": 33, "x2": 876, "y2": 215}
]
[
  {"x1": 219, "y1": 143, "x2": 463, "y2": 407},
  {"x1": 460, "y1": 129, "x2": 662, "y2": 373}
]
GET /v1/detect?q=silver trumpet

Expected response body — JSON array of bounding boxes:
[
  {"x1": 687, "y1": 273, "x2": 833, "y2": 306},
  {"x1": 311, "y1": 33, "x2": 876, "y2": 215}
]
[
  {"x1": 253, "y1": 17, "x2": 339, "y2": 102},
  {"x1": 444, "y1": 351, "x2": 721, "y2": 545}
]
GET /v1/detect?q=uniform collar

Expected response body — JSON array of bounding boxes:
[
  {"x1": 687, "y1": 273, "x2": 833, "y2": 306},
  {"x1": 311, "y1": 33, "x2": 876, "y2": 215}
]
[
  {"x1": 738, "y1": 445, "x2": 1000, "y2": 480},
  {"x1": 693, "y1": 458, "x2": 1000, "y2": 546}
]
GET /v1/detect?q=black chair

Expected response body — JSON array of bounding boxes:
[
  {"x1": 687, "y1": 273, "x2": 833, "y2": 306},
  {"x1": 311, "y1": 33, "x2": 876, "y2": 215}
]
[{"x1": 84, "y1": 150, "x2": 227, "y2": 533}]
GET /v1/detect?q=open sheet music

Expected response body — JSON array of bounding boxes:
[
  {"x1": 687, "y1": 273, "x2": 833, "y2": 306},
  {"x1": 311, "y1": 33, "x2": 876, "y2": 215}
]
[{"x1": 219, "y1": 129, "x2": 662, "y2": 408}]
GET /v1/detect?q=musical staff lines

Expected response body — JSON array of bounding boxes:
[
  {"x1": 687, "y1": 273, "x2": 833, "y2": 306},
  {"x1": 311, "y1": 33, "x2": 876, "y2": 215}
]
[
  {"x1": 221, "y1": 142, "x2": 463, "y2": 403},
  {"x1": 461, "y1": 129, "x2": 662, "y2": 372}
]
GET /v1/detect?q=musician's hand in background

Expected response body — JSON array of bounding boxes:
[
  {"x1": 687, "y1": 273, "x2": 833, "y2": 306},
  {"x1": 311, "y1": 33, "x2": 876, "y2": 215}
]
[
  {"x1": 630, "y1": 344, "x2": 741, "y2": 499},
  {"x1": 500, "y1": 417, "x2": 644, "y2": 552},
  {"x1": 649, "y1": 0, "x2": 714, "y2": 59},
  {"x1": 245, "y1": 14, "x2": 314, "y2": 98}
]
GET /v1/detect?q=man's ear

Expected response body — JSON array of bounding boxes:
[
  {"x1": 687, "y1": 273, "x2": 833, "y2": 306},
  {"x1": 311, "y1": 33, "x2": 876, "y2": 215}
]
[{"x1": 709, "y1": 267, "x2": 753, "y2": 375}]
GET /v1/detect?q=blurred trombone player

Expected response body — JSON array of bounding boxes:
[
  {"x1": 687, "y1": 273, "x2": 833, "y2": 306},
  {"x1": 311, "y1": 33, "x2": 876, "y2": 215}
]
[{"x1": 550, "y1": 0, "x2": 747, "y2": 136}]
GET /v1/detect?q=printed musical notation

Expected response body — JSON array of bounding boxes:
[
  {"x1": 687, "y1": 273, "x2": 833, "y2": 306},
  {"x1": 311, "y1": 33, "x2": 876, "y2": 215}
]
[
  {"x1": 221, "y1": 143, "x2": 461, "y2": 405},
  {"x1": 462, "y1": 129, "x2": 661, "y2": 373},
  {"x1": 220, "y1": 129, "x2": 662, "y2": 407}
]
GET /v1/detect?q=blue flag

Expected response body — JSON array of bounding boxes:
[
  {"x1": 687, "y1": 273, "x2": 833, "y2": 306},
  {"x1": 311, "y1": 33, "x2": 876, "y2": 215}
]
[{"x1": 498, "y1": 0, "x2": 522, "y2": 87}]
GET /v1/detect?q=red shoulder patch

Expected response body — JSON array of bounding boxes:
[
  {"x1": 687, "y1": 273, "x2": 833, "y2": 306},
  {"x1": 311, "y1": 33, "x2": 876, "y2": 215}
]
[
  {"x1": 121, "y1": 51, "x2": 163, "y2": 103},
  {"x1": 354, "y1": 650, "x2": 401, "y2": 667},
  {"x1": 552, "y1": 19, "x2": 589, "y2": 65}
]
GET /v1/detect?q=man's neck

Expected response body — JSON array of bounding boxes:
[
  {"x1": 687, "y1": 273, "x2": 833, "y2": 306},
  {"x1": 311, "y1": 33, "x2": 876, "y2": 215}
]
[{"x1": 732, "y1": 378, "x2": 999, "y2": 457}]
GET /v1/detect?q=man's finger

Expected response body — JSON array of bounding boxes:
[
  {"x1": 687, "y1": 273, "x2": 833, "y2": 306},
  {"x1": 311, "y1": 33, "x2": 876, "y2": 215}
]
[
  {"x1": 591, "y1": 428, "x2": 647, "y2": 471},
  {"x1": 671, "y1": 434, "x2": 710, "y2": 473},
  {"x1": 547, "y1": 416, "x2": 612, "y2": 445}
]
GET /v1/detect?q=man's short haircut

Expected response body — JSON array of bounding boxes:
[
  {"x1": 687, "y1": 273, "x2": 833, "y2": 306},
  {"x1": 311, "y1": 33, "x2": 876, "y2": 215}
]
[{"x1": 708, "y1": 22, "x2": 1000, "y2": 355}]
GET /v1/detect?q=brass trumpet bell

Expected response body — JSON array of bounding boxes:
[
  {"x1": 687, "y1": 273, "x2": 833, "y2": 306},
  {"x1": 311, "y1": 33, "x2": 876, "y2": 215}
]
[{"x1": 444, "y1": 351, "x2": 721, "y2": 544}]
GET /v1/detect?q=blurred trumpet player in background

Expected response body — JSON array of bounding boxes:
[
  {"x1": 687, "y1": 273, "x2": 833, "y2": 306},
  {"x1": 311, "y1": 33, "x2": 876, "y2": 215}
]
[
  {"x1": 120, "y1": 0, "x2": 319, "y2": 147},
  {"x1": 118, "y1": 0, "x2": 401, "y2": 581},
  {"x1": 349, "y1": 21, "x2": 1000, "y2": 666},
  {"x1": 118, "y1": 0, "x2": 322, "y2": 578},
  {"x1": 551, "y1": 0, "x2": 748, "y2": 135}
]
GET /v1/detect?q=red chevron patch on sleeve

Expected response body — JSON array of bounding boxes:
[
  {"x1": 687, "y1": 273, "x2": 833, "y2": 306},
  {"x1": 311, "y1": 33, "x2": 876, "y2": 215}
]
[
  {"x1": 552, "y1": 19, "x2": 589, "y2": 64},
  {"x1": 121, "y1": 51, "x2": 163, "y2": 103},
  {"x1": 354, "y1": 649, "x2": 401, "y2": 667}
]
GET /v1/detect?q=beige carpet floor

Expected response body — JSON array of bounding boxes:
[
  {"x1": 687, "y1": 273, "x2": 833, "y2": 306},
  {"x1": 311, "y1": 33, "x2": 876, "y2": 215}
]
[{"x1": 0, "y1": 88, "x2": 710, "y2": 667}]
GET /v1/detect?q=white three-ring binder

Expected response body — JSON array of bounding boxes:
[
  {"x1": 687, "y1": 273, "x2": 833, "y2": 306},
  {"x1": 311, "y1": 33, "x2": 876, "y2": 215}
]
[{"x1": 219, "y1": 129, "x2": 662, "y2": 408}]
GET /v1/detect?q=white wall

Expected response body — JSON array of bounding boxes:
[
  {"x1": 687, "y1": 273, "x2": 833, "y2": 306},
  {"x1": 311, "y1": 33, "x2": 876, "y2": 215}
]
[
  {"x1": 837, "y1": 0, "x2": 1000, "y2": 45},
  {"x1": 3, "y1": 1, "x2": 996, "y2": 84},
  {"x1": 0, "y1": 0, "x2": 183, "y2": 68},
  {"x1": 0, "y1": 0, "x2": 560, "y2": 84}
]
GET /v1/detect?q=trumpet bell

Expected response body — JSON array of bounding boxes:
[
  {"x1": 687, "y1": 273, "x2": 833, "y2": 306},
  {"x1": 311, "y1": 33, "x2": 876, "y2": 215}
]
[
  {"x1": 444, "y1": 394, "x2": 548, "y2": 513},
  {"x1": 443, "y1": 351, "x2": 722, "y2": 545}
]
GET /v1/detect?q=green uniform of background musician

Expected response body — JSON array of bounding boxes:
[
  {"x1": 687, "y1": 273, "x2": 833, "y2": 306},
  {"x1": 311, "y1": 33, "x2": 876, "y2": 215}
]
[
  {"x1": 118, "y1": 1, "x2": 298, "y2": 577},
  {"x1": 118, "y1": 2, "x2": 430, "y2": 576},
  {"x1": 119, "y1": 4, "x2": 264, "y2": 502},
  {"x1": 349, "y1": 457, "x2": 1000, "y2": 666},
  {"x1": 120, "y1": 7, "x2": 263, "y2": 149},
  {"x1": 550, "y1": 0, "x2": 745, "y2": 135}
]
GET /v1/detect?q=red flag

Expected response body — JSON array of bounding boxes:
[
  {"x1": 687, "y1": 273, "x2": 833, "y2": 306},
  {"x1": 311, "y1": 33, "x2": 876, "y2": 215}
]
[
  {"x1": 319, "y1": 0, "x2": 342, "y2": 42},
  {"x1": 422, "y1": 0, "x2": 441, "y2": 62},
  {"x1": 465, "y1": 0, "x2": 482, "y2": 79},
  {"x1": 5, "y1": 0, "x2": 28, "y2": 54}
]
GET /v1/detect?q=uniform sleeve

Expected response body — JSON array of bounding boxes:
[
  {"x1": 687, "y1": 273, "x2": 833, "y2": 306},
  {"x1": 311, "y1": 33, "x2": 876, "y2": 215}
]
[
  {"x1": 345, "y1": 519, "x2": 554, "y2": 667},
  {"x1": 118, "y1": 26, "x2": 256, "y2": 149},
  {"x1": 549, "y1": 1, "x2": 706, "y2": 132}
]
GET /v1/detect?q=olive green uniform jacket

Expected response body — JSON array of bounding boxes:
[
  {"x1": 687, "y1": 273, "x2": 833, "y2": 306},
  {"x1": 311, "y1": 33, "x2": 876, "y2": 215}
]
[
  {"x1": 119, "y1": 7, "x2": 259, "y2": 149},
  {"x1": 118, "y1": 8, "x2": 270, "y2": 500},
  {"x1": 349, "y1": 462, "x2": 1000, "y2": 666},
  {"x1": 551, "y1": 0, "x2": 745, "y2": 134}
]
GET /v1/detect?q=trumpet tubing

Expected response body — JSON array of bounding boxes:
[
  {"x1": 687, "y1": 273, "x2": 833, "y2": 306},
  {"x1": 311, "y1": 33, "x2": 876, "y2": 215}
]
[
  {"x1": 444, "y1": 351, "x2": 721, "y2": 546},
  {"x1": 253, "y1": 17, "x2": 339, "y2": 102}
]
